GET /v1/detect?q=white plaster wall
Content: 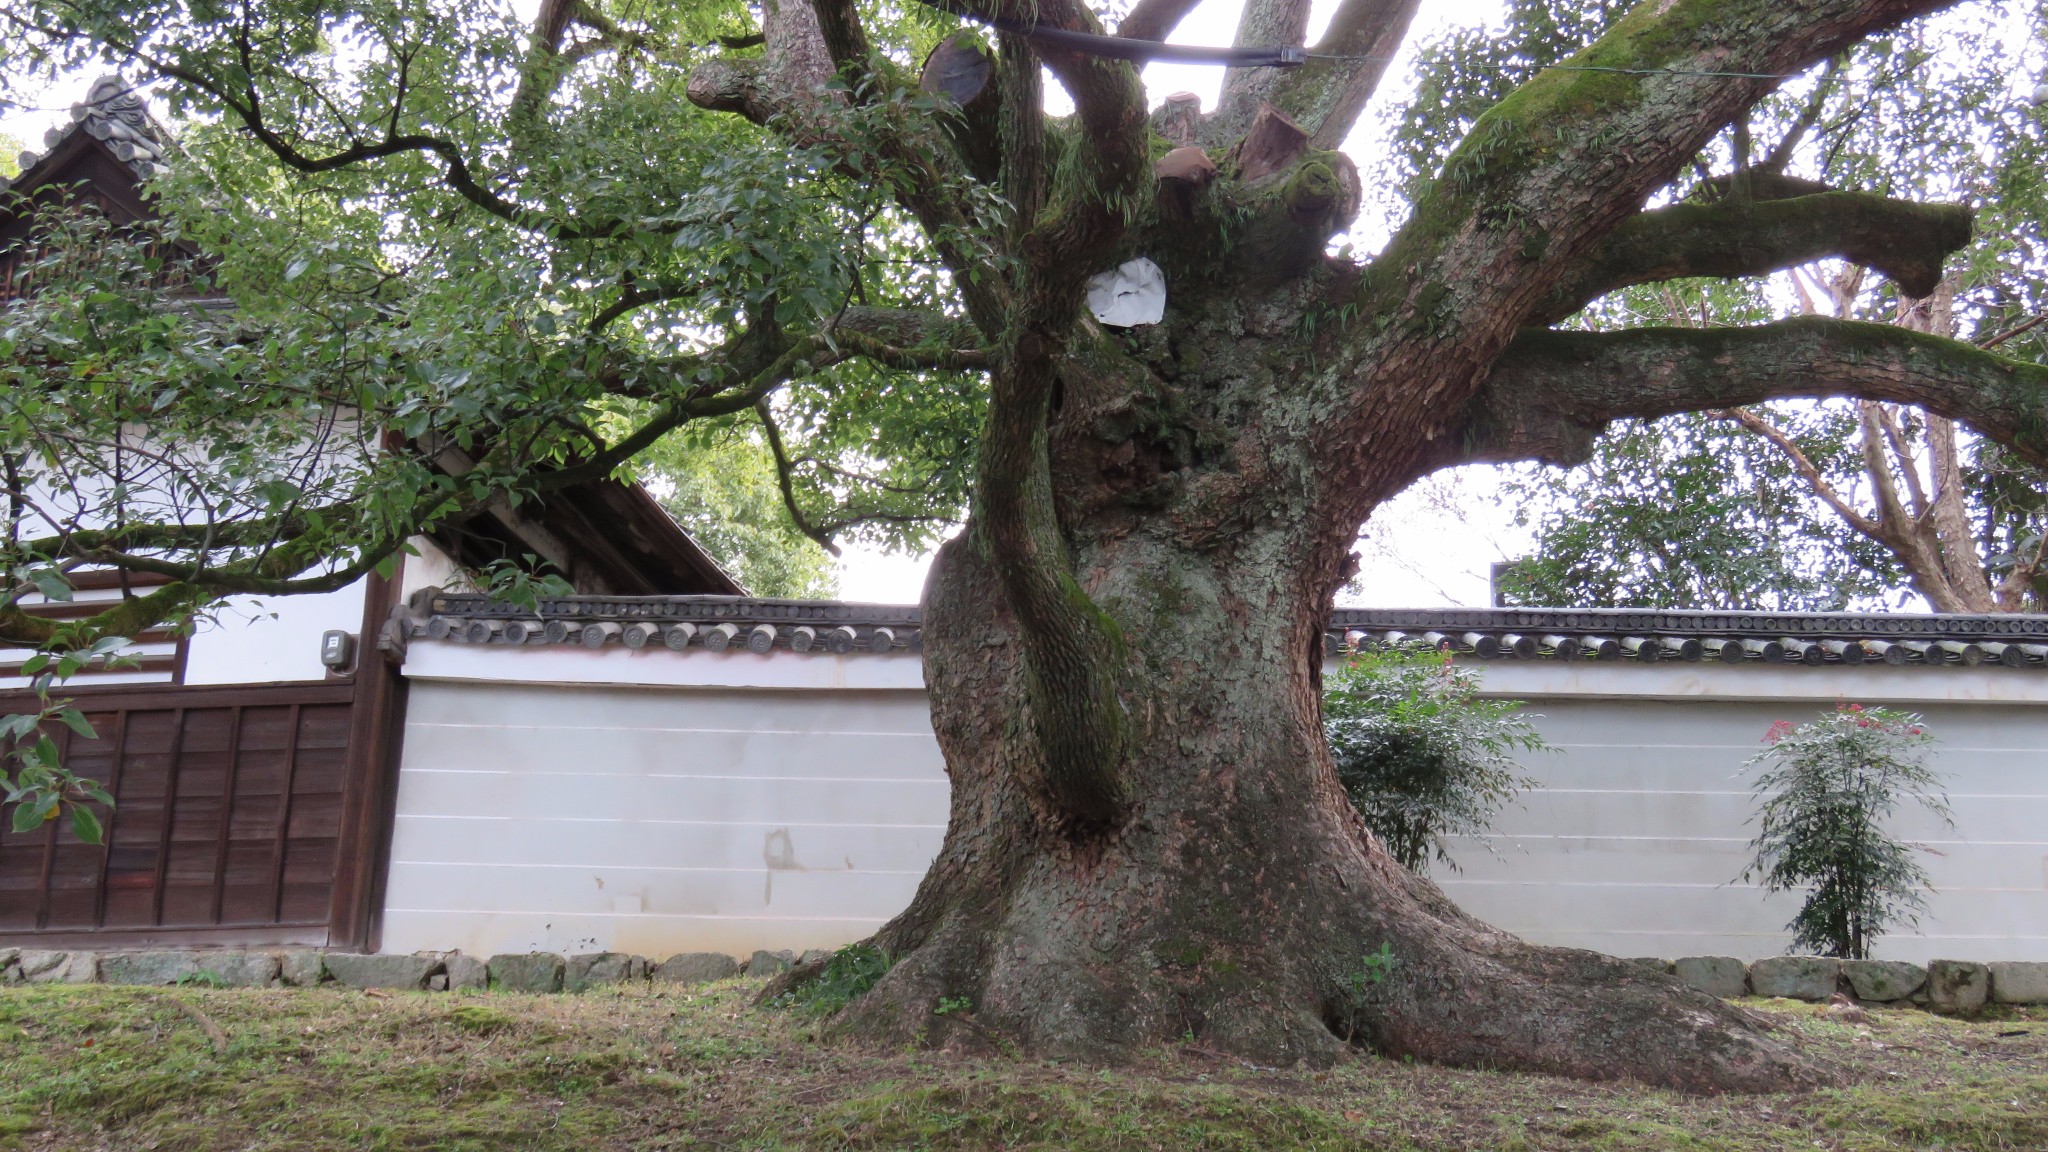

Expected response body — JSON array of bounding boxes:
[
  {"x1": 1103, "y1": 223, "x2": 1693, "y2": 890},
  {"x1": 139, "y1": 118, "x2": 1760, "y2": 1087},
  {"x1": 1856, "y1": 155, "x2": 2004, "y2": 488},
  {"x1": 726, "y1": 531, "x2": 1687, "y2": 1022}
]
[
  {"x1": 384, "y1": 641, "x2": 2048, "y2": 962},
  {"x1": 1427, "y1": 697, "x2": 2048, "y2": 963},
  {"x1": 181, "y1": 582, "x2": 367, "y2": 685},
  {"x1": 181, "y1": 534, "x2": 456, "y2": 685},
  {"x1": 382, "y1": 653, "x2": 946, "y2": 959}
]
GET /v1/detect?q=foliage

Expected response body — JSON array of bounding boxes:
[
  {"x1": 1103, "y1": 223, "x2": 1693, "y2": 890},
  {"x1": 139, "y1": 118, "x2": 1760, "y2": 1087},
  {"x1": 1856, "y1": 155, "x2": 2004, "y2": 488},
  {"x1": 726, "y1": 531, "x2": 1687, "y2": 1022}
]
[
  {"x1": 1739, "y1": 704, "x2": 1951, "y2": 959},
  {"x1": 1323, "y1": 645, "x2": 1544, "y2": 872},
  {"x1": 472, "y1": 554, "x2": 575, "y2": 614},
  {"x1": 622, "y1": 421, "x2": 838, "y2": 598},
  {"x1": 1, "y1": 564, "x2": 128, "y2": 845},
  {"x1": 0, "y1": 0, "x2": 986, "y2": 659},
  {"x1": 777, "y1": 943, "x2": 892, "y2": 1018},
  {"x1": 1496, "y1": 407, "x2": 1909, "y2": 611}
]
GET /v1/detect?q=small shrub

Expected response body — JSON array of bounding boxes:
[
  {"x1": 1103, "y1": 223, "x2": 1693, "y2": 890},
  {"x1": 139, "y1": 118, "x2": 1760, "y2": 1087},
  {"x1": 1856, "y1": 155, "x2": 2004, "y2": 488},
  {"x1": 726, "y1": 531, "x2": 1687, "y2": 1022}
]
[
  {"x1": 782, "y1": 943, "x2": 891, "y2": 1017},
  {"x1": 1739, "y1": 704, "x2": 1951, "y2": 959},
  {"x1": 1323, "y1": 643, "x2": 1545, "y2": 871}
]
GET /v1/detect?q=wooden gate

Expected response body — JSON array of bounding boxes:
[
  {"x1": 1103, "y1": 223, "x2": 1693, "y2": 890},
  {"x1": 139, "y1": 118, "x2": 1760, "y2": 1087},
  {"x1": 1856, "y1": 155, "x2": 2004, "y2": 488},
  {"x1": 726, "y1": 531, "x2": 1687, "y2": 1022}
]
[{"x1": 0, "y1": 674, "x2": 402, "y2": 950}]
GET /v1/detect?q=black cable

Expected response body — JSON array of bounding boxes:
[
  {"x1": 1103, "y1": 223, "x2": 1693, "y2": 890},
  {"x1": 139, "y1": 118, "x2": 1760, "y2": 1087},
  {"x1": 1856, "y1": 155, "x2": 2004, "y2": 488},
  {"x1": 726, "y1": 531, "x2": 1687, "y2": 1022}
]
[{"x1": 986, "y1": 17, "x2": 1305, "y2": 67}]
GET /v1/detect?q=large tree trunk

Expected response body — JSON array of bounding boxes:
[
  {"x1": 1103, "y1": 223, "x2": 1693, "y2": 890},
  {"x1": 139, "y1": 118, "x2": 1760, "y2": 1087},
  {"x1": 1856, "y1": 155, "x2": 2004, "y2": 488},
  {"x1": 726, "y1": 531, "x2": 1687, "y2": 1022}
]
[
  {"x1": 724, "y1": 0, "x2": 2019, "y2": 1099},
  {"x1": 827, "y1": 516, "x2": 1823, "y2": 1093}
]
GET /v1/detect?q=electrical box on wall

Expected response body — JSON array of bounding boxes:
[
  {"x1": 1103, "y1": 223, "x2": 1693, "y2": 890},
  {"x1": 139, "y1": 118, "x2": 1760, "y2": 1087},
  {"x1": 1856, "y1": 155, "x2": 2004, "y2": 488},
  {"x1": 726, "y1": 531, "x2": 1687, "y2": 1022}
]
[{"x1": 320, "y1": 629, "x2": 356, "y2": 671}]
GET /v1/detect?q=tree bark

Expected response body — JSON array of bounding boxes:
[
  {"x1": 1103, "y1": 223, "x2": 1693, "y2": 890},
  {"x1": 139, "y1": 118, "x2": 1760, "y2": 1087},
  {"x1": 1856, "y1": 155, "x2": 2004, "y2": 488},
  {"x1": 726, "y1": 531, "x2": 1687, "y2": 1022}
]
[
  {"x1": 729, "y1": 0, "x2": 2003, "y2": 1098},
  {"x1": 826, "y1": 519, "x2": 1822, "y2": 1093}
]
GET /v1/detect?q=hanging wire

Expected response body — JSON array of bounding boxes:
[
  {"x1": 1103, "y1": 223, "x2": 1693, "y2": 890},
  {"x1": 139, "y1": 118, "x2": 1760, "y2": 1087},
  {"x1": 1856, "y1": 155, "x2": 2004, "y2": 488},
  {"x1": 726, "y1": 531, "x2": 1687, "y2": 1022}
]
[{"x1": 1300, "y1": 52, "x2": 1791, "y2": 80}]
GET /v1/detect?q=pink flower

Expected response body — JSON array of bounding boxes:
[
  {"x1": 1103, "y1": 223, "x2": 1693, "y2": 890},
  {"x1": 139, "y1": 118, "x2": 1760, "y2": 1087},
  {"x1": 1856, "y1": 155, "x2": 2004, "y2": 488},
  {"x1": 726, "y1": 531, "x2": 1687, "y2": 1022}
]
[
  {"x1": 1909, "y1": 727, "x2": 1923, "y2": 735},
  {"x1": 1847, "y1": 703, "x2": 1863, "y2": 711},
  {"x1": 1764, "y1": 720, "x2": 1795, "y2": 744}
]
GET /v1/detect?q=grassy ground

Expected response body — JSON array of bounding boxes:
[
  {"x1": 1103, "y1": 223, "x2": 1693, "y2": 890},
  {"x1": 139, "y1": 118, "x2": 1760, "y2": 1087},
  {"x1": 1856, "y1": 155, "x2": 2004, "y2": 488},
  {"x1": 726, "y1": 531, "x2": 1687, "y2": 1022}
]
[{"x1": 0, "y1": 980, "x2": 2042, "y2": 1151}]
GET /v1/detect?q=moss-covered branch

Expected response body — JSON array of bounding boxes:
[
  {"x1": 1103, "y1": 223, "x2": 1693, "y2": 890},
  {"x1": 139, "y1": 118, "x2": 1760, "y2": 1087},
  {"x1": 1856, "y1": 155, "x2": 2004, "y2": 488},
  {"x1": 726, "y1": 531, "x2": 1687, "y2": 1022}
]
[
  {"x1": 1334, "y1": 0, "x2": 1958, "y2": 434},
  {"x1": 1457, "y1": 317, "x2": 2048, "y2": 469},
  {"x1": 1533, "y1": 191, "x2": 1974, "y2": 325}
]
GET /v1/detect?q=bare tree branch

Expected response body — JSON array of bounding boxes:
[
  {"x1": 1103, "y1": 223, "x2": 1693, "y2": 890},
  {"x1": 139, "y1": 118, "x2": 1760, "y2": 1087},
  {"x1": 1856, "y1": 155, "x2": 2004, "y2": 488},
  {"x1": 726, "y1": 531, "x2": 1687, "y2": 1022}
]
[{"x1": 1710, "y1": 406, "x2": 1884, "y2": 536}]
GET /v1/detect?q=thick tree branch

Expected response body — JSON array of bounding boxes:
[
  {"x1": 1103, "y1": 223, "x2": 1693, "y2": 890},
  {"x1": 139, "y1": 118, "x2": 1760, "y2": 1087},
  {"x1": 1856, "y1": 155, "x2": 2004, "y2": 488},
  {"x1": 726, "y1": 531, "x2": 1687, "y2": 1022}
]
[
  {"x1": 1273, "y1": 0, "x2": 1421, "y2": 150},
  {"x1": 1213, "y1": 0, "x2": 1312, "y2": 141},
  {"x1": 1534, "y1": 191, "x2": 1973, "y2": 325},
  {"x1": 1337, "y1": 0, "x2": 1962, "y2": 455},
  {"x1": 1115, "y1": 0, "x2": 1205, "y2": 43},
  {"x1": 507, "y1": 0, "x2": 579, "y2": 144},
  {"x1": 1458, "y1": 318, "x2": 2048, "y2": 472}
]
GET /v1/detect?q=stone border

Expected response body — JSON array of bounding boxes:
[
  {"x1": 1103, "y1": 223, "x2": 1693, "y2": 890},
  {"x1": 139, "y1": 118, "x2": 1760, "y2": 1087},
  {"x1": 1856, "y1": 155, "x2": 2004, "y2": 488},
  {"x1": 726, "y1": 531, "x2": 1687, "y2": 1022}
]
[
  {"x1": 1650, "y1": 955, "x2": 2048, "y2": 1011},
  {"x1": 0, "y1": 947, "x2": 820, "y2": 993},
  {"x1": 7, "y1": 948, "x2": 2046, "y2": 1011}
]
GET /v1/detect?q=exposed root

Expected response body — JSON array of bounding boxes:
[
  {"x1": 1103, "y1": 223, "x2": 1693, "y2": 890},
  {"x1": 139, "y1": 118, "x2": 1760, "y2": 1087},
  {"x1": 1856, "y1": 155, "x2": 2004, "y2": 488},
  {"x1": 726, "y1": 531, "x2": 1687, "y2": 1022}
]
[{"x1": 810, "y1": 910, "x2": 1835, "y2": 1094}]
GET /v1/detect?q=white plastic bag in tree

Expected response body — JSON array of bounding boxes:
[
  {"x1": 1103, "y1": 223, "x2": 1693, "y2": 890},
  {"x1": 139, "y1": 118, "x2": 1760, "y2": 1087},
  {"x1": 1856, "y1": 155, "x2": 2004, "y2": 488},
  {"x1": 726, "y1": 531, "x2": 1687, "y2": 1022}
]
[{"x1": 1084, "y1": 257, "x2": 1166, "y2": 327}]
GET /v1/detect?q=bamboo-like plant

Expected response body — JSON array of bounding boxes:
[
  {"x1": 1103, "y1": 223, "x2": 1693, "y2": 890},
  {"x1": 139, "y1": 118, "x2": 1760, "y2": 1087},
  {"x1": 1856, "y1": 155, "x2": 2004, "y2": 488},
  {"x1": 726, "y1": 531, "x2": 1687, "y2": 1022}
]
[
  {"x1": 1740, "y1": 705, "x2": 1951, "y2": 959},
  {"x1": 1324, "y1": 645, "x2": 1544, "y2": 872}
]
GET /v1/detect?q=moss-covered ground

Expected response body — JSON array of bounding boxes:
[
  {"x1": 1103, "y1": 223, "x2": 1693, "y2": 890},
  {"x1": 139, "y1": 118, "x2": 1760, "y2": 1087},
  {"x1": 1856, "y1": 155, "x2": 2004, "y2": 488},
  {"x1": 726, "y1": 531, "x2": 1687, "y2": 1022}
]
[{"x1": 0, "y1": 980, "x2": 2041, "y2": 1150}]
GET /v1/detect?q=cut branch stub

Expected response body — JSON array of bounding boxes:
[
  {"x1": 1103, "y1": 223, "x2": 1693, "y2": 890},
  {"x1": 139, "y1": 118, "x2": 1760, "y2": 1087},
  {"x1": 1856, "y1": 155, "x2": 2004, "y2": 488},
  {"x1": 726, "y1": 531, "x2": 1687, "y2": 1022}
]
[
  {"x1": 1153, "y1": 92, "x2": 1203, "y2": 147},
  {"x1": 920, "y1": 33, "x2": 994, "y2": 106},
  {"x1": 1154, "y1": 146, "x2": 1218, "y2": 185},
  {"x1": 921, "y1": 34, "x2": 1003, "y2": 183},
  {"x1": 1232, "y1": 103, "x2": 1311, "y2": 184},
  {"x1": 1154, "y1": 145, "x2": 1219, "y2": 221}
]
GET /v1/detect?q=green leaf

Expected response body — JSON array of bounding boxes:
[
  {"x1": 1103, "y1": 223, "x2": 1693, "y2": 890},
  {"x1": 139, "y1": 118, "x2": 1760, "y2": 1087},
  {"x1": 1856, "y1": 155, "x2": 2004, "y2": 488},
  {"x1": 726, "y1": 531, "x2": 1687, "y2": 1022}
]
[
  {"x1": 28, "y1": 569, "x2": 72, "y2": 602},
  {"x1": 69, "y1": 805, "x2": 103, "y2": 844},
  {"x1": 10, "y1": 797, "x2": 50, "y2": 834},
  {"x1": 55, "y1": 708, "x2": 97, "y2": 740}
]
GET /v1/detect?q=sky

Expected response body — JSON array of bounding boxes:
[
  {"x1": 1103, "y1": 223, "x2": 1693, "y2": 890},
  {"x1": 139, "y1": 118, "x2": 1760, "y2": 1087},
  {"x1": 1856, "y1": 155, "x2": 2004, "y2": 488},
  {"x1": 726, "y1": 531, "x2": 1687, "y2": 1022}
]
[{"x1": 3, "y1": 0, "x2": 1532, "y2": 608}]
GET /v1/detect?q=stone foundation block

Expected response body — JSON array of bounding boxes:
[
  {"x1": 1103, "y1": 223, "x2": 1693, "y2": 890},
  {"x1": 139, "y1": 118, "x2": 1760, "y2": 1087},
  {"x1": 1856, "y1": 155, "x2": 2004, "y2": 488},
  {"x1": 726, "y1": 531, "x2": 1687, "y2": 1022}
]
[
  {"x1": 1928, "y1": 959, "x2": 1990, "y2": 1013},
  {"x1": 101, "y1": 951, "x2": 205, "y2": 986},
  {"x1": 444, "y1": 954, "x2": 487, "y2": 992},
  {"x1": 653, "y1": 953, "x2": 739, "y2": 985},
  {"x1": 279, "y1": 950, "x2": 327, "y2": 987},
  {"x1": 565, "y1": 952, "x2": 648, "y2": 992},
  {"x1": 1673, "y1": 956, "x2": 1747, "y2": 999},
  {"x1": 1626, "y1": 957, "x2": 1676, "y2": 975},
  {"x1": 1, "y1": 948, "x2": 21, "y2": 984},
  {"x1": 1841, "y1": 959, "x2": 1924, "y2": 1002},
  {"x1": 745, "y1": 950, "x2": 795, "y2": 977},
  {"x1": 216, "y1": 953, "x2": 282, "y2": 988},
  {"x1": 488, "y1": 953, "x2": 565, "y2": 993},
  {"x1": 19, "y1": 951, "x2": 97, "y2": 984},
  {"x1": 324, "y1": 952, "x2": 435, "y2": 990},
  {"x1": 1989, "y1": 961, "x2": 2048, "y2": 1005},
  {"x1": 1749, "y1": 956, "x2": 1839, "y2": 1001}
]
